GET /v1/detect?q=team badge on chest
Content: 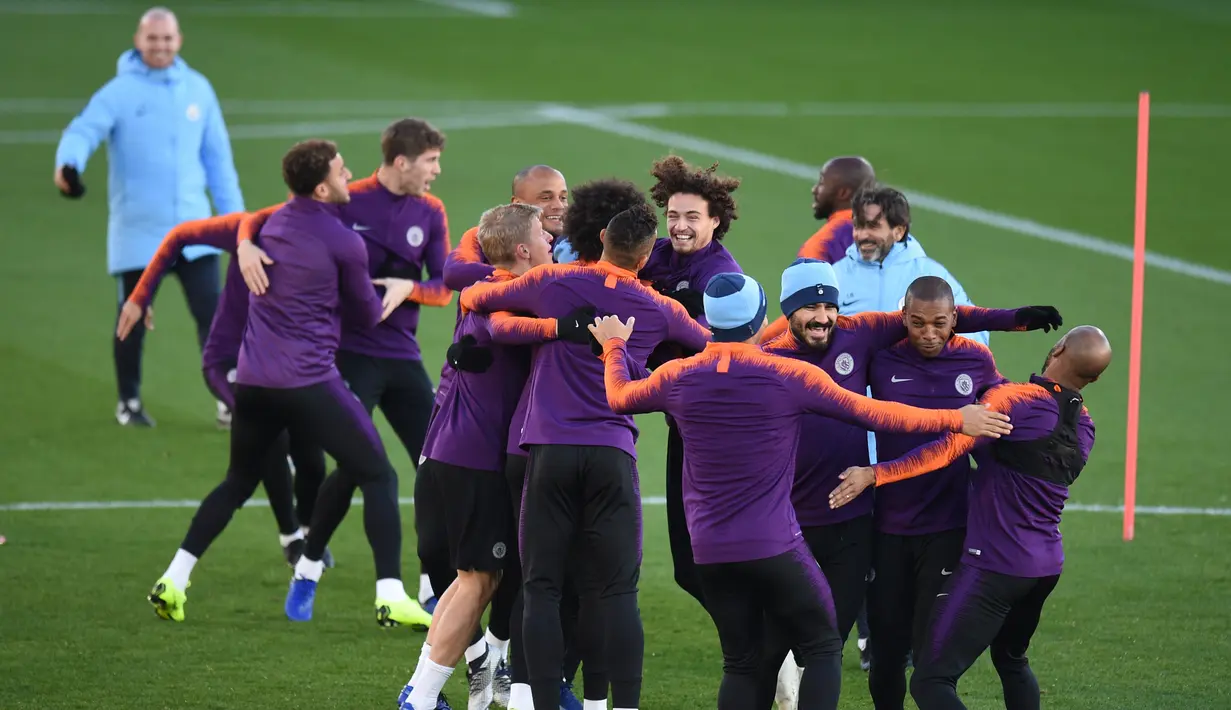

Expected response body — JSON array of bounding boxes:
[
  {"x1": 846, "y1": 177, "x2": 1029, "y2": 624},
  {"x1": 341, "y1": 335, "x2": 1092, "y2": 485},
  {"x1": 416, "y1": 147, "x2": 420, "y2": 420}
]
[
  {"x1": 406, "y1": 225, "x2": 425, "y2": 248},
  {"x1": 955, "y1": 373, "x2": 973, "y2": 396},
  {"x1": 834, "y1": 352, "x2": 855, "y2": 376}
]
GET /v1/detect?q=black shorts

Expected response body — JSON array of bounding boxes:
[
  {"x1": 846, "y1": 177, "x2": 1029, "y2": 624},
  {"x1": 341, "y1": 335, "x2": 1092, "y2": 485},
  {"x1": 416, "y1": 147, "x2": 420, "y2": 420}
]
[{"x1": 423, "y1": 458, "x2": 514, "y2": 573}]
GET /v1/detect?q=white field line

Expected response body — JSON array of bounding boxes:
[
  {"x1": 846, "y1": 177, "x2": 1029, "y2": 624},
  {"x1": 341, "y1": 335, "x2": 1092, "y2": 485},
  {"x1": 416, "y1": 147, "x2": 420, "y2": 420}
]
[
  {"x1": 5, "y1": 98, "x2": 1229, "y2": 285},
  {"x1": 0, "y1": 110, "x2": 556, "y2": 146},
  {"x1": 539, "y1": 104, "x2": 1231, "y2": 287},
  {"x1": 4, "y1": 99, "x2": 1231, "y2": 118},
  {"x1": 415, "y1": 0, "x2": 517, "y2": 17},
  {"x1": 1, "y1": 496, "x2": 1228, "y2": 516},
  {"x1": 0, "y1": 1, "x2": 509, "y2": 18}
]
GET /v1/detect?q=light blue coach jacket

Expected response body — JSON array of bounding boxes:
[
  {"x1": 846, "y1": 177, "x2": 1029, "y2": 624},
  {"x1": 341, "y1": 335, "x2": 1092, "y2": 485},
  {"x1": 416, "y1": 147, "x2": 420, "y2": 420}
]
[{"x1": 55, "y1": 50, "x2": 244, "y2": 274}]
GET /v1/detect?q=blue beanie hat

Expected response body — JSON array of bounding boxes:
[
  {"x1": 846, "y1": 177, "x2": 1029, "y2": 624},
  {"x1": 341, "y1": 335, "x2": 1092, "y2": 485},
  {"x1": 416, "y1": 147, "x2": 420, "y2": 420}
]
[
  {"x1": 780, "y1": 257, "x2": 841, "y2": 317},
  {"x1": 703, "y1": 273, "x2": 768, "y2": 343}
]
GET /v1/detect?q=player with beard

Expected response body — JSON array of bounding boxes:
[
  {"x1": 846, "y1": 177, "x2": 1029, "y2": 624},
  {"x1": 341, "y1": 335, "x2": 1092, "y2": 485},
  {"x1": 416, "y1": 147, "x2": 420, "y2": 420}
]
[
  {"x1": 761, "y1": 157, "x2": 875, "y2": 343},
  {"x1": 758, "y1": 259, "x2": 1063, "y2": 709},
  {"x1": 638, "y1": 155, "x2": 743, "y2": 615},
  {"x1": 827, "y1": 326, "x2": 1111, "y2": 710}
]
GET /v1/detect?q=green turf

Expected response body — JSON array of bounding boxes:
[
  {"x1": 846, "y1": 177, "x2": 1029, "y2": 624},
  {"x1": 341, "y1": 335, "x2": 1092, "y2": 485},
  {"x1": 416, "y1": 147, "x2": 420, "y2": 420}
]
[{"x1": 1, "y1": 0, "x2": 1229, "y2": 707}]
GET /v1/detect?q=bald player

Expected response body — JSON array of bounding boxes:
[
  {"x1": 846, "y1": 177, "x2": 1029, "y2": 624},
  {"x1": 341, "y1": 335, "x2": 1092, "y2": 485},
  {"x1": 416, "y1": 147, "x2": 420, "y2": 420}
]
[
  {"x1": 759, "y1": 157, "x2": 875, "y2": 344},
  {"x1": 829, "y1": 326, "x2": 1112, "y2": 710}
]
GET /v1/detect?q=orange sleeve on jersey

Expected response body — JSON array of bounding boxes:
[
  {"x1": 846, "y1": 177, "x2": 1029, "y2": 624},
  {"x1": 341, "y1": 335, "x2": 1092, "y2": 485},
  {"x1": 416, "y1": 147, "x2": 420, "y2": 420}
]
[
  {"x1": 408, "y1": 282, "x2": 453, "y2": 307},
  {"x1": 766, "y1": 354, "x2": 964, "y2": 434},
  {"x1": 128, "y1": 213, "x2": 244, "y2": 308},
  {"x1": 236, "y1": 202, "x2": 284, "y2": 245},
  {"x1": 601, "y1": 338, "x2": 690, "y2": 415},
  {"x1": 489, "y1": 311, "x2": 557, "y2": 344},
  {"x1": 872, "y1": 382, "x2": 1042, "y2": 485}
]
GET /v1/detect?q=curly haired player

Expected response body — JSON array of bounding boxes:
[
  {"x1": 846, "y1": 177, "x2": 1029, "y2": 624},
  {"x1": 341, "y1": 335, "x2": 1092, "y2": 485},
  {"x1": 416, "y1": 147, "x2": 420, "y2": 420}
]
[{"x1": 640, "y1": 155, "x2": 745, "y2": 619}]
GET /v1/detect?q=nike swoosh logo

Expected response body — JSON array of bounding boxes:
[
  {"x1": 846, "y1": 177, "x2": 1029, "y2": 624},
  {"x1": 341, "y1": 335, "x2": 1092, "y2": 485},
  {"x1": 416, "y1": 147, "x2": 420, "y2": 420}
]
[
  {"x1": 352, "y1": 224, "x2": 370, "y2": 231},
  {"x1": 891, "y1": 376, "x2": 912, "y2": 383},
  {"x1": 941, "y1": 568, "x2": 953, "y2": 576}
]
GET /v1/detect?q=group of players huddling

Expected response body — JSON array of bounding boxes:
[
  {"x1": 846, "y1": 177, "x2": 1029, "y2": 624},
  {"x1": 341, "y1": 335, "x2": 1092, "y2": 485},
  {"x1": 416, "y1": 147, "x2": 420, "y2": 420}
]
[{"x1": 124, "y1": 117, "x2": 1113, "y2": 710}]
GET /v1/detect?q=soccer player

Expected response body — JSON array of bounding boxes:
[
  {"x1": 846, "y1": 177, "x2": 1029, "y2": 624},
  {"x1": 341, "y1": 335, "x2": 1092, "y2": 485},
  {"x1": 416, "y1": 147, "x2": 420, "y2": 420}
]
[
  {"x1": 828, "y1": 326, "x2": 1112, "y2": 710},
  {"x1": 56, "y1": 7, "x2": 244, "y2": 426},
  {"x1": 589, "y1": 273, "x2": 1015, "y2": 710},
  {"x1": 761, "y1": 156, "x2": 875, "y2": 343},
  {"x1": 238, "y1": 120, "x2": 451, "y2": 628},
  {"x1": 759, "y1": 259, "x2": 1062, "y2": 705},
  {"x1": 436, "y1": 166, "x2": 593, "y2": 710},
  {"x1": 460, "y1": 204, "x2": 712, "y2": 710},
  {"x1": 640, "y1": 155, "x2": 744, "y2": 614},
  {"x1": 147, "y1": 140, "x2": 415, "y2": 622},
  {"x1": 863, "y1": 276, "x2": 1010, "y2": 710},
  {"x1": 398, "y1": 203, "x2": 558, "y2": 710},
  {"x1": 118, "y1": 213, "x2": 327, "y2": 566}
]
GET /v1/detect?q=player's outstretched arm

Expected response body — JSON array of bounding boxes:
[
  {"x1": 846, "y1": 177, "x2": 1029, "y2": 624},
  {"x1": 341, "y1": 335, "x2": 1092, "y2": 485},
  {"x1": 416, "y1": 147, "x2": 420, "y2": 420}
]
[
  {"x1": 118, "y1": 213, "x2": 247, "y2": 340},
  {"x1": 489, "y1": 311, "x2": 559, "y2": 345},
  {"x1": 782, "y1": 356, "x2": 1012, "y2": 437},
  {"x1": 593, "y1": 316, "x2": 673, "y2": 415},
  {"x1": 459, "y1": 264, "x2": 552, "y2": 315}
]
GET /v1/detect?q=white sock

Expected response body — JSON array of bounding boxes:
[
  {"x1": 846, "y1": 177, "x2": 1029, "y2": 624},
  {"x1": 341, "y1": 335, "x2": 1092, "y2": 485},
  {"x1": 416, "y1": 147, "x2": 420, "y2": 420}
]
[
  {"x1": 484, "y1": 628, "x2": 509, "y2": 660},
  {"x1": 294, "y1": 556, "x2": 324, "y2": 582},
  {"x1": 419, "y1": 573, "x2": 434, "y2": 604},
  {"x1": 857, "y1": 637, "x2": 868, "y2": 651},
  {"x1": 509, "y1": 683, "x2": 533, "y2": 710},
  {"x1": 408, "y1": 658, "x2": 453, "y2": 710},
  {"x1": 299, "y1": 525, "x2": 310, "y2": 536},
  {"x1": 376, "y1": 577, "x2": 408, "y2": 601},
  {"x1": 409, "y1": 642, "x2": 432, "y2": 686},
  {"x1": 278, "y1": 529, "x2": 304, "y2": 548},
  {"x1": 163, "y1": 549, "x2": 197, "y2": 590},
  {"x1": 464, "y1": 637, "x2": 488, "y2": 664},
  {"x1": 584, "y1": 701, "x2": 607, "y2": 710}
]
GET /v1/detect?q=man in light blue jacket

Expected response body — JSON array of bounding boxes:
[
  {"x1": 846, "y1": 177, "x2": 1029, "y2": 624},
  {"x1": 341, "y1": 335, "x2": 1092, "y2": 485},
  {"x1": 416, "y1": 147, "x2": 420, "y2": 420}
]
[{"x1": 54, "y1": 7, "x2": 244, "y2": 427}]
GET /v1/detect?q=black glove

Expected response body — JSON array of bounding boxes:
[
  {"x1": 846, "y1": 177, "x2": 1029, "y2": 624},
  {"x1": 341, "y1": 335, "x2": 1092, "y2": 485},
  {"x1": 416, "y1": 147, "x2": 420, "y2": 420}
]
[
  {"x1": 556, "y1": 305, "x2": 597, "y2": 345},
  {"x1": 667, "y1": 288, "x2": 705, "y2": 319},
  {"x1": 1014, "y1": 306, "x2": 1063, "y2": 333},
  {"x1": 446, "y1": 334, "x2": 494, "y2": 373},
  {"x1": 590, "y1": 335, "x2": 606, "y2": 358},
  {"x1": 59, "y1": 166, "x2": 86, "y2": 199}
]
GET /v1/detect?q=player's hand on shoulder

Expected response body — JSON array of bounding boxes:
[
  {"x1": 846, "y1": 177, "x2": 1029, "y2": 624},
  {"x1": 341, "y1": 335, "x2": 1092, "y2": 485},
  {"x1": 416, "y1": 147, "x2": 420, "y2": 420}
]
[
  {"x1": 447, "y1": 334, "x2": 494, "y2": 373},
  {"x1": 116, "y1": 301, "x2": 152, "y2": 341},
  {"x1": 829, "y1": 466, "x2": 875, "y2": 508},
  {"x1": 959, "y1": 403, "x2": 1012, "y2": 438},
  {"x1": 588, "y1": 314, "x2": 635, "y2": 346},
  {"x1": 238, "y1": 240, "x2": 274, "y2": 295},
  {"x1": 1014, "y1": 305, "x2": 1063, "y2": 333}
]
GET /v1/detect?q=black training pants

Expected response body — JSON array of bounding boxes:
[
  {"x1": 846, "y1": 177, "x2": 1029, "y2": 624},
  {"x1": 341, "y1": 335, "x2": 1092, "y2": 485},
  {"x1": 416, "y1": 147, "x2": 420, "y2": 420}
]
[
  {"x1": 757, "y1": 514, "x2": 874, "y2": 706},
  {"x1": 867, "y1": 528, "x2": 966, "y2": 710},
  {"x1": 665, "y1": 419, "x2": 707, "y2": 609},
  {"x1": 699, "y1": 545, "x2": 844, "y2": 710},
  {"x1": 910, "y1": 565, "x2": 1060, "y2": 710},
  {"x1": 114, "y1": 254, "x2": 219, "y2": 403},
  {"x1": 180, "y1": 379, "x2": 401, "y2": 580},
  {"x1": 521, "y1": 444, "x2": 642, "y2": 710}
]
